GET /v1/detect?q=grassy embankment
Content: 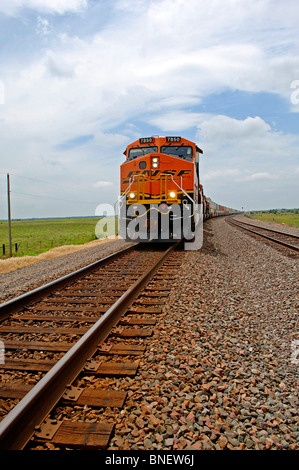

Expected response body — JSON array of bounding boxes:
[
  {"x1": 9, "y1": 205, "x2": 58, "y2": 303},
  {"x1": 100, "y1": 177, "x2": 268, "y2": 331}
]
[
  {"x1": 247, "y1": 210, "x2": 299, "y2": 228},
  {"x1": 0, "y1": 217, "x2": 117, "y2": 258}
]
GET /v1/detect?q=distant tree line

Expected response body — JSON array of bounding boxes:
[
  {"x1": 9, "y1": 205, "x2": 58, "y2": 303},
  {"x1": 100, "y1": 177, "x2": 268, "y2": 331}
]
[{"x1": 252, "y1": 208, "x2": 299, "y2": 214}]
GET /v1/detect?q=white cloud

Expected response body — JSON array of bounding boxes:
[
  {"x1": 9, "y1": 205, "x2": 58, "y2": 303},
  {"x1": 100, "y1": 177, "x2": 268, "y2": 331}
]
[
  {"x1": 198, "y1": 115, "x2": 272, "y2": 142},
  {"x1": 122, "y1": 0, "x2": 299, "y2": 101},
  {"x1": 46, "y1": 52, "x2": 75, "y2": 78},
  {"x1": 202, "y1": 168, "x2": 280, "y2": 183},
  {"x1": 93, "y1": 131, "x2": 129, "y2": 149},
  {"x1": 195, "y1": 113, "x2": 299, "y2": 209},
  {"x1": 203, "y1": 169, "x2": 242, "y2": 181},
  {"x1": 2, "y1": 0, "x2": 298, "y2": 147},
  {"x1": 94, "y1": 181, "x2": 113, "y2": 188},
  {"x1": 196, "y1": 114, "x2": 299, "y2": 159},
  {"x1": 240, "y1": 172, "x2": 279, "y2": 181},
  {"x1": 36, "y1": 16, "x2": 51, "y2": 36},
  {"x1": 0, "y1": 0, "x2": 87, "y2": 16},
  {"x1": 148, "y1": 112, "x2": 204, "y2": 132}
]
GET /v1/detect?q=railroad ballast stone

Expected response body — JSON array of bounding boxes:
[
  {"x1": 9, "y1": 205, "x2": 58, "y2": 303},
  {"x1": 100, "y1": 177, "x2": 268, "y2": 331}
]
[{"x1": 107, "y1": 217, "x2": 298, "y2": 450}]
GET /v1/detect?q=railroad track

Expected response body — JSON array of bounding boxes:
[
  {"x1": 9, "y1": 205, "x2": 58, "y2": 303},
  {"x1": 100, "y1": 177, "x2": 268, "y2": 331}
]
[
  {"x1": 227, "y1": 217, "x2": 299, "y2": 255},
  {"x1": 0, "y1": 241, "x2": 182, "y2": 450}
]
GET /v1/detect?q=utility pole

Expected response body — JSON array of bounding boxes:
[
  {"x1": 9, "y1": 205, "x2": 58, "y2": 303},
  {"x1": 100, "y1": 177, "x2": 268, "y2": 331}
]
[{"x1": 7, "y1": 173, "x2": 12, "y2": 257}]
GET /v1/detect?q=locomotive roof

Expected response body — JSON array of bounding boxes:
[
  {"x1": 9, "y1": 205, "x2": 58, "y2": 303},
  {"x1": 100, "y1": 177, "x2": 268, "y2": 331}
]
[{"x1": 123, "y1": 136, "x2": 203, "y2": 156}]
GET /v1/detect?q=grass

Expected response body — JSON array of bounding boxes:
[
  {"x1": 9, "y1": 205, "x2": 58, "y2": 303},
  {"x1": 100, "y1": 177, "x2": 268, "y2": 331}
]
[
  {"x1": 246, "y1": 210, "x2": 299, "y2": 228},
  {"x1": 0, "y1": 217, "x2": 117, "y2": 258}
]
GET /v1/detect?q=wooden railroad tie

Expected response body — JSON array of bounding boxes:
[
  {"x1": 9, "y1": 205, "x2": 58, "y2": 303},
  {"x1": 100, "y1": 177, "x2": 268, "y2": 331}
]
[
  {"x1": 1, "y1": 359, "x2": 140, "y2": 376},
  {"x1": 0, "y1": 383, "x2": 127, "y2": 408},
  {"x1": 33, "y1": 418, "x2": 114, "y2": 450},
  {"x1": 2, "y1": 340, "x2": 146, "y2": 356}
]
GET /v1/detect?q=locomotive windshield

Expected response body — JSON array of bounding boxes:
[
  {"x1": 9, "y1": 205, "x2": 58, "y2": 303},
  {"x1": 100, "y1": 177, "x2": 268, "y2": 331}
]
[
  {"x1": 128, "y1": 146, "x2": 158, "y2": 160},
  {"x1": 160, "y1": 145, "x2": 193, "y2": 160}
]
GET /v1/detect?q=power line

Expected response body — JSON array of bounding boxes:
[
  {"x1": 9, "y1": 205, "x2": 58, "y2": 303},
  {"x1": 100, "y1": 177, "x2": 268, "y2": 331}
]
[
  {"x1": 0, "y1": 171, "x2": 113, "y2": 197},
  {"x1": 11, "y1": 190, "x2": 101, "y2": 206}
]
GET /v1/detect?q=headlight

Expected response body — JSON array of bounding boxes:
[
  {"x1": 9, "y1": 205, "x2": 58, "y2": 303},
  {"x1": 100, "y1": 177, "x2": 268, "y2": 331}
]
[
  {"x1": 129, "y1": 192, "x2": 136, "y2": 199},
  {"x1": 152, "y1": 157, "x2": 159, "y2": 168},
  {"x1": 169, "y1": 191, "x2": 177, "y2": 198}
]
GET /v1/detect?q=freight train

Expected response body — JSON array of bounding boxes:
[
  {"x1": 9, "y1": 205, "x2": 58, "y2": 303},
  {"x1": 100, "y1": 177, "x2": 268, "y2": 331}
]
[{"x1": 119, "y1": 136, "x2": 237, "y2": 242}]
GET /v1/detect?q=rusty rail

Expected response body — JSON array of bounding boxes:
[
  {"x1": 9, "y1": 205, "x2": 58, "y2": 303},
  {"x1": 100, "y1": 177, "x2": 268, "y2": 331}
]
[
  {"x1": 227, "y1": 217, "x2": 299, "y2": 252},
  {"x1": 231, "y1": 218, "x2": 299, "y2": 239}
]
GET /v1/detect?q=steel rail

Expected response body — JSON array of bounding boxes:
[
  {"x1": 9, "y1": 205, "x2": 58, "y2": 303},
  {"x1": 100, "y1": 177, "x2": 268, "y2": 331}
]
[
  {"x1": 0, "y1": 241, "x2": 181, "y2": 450},
  {"x1": 232, "y1": 218, "x2": 299, "y2": 239},
  {"x1": 228, "y1": 218, "x2": 299, "y2": 252},
  {"x1": 0, "y1": 243, "x2": 138, "y2": 322}
]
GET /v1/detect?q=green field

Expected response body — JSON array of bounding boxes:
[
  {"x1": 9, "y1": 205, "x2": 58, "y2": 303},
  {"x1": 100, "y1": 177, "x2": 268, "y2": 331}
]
[
  {"x1": 247, "y1": 210, "x2": 299, "y2": 228},
  {"x1": 0, "y1": 217, "x2": 117, "y2": 257}
]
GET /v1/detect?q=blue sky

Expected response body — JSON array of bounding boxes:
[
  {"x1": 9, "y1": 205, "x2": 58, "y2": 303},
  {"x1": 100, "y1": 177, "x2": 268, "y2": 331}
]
[{"x1": 0, "y1": 0, "x2": 298, "y2": 218}]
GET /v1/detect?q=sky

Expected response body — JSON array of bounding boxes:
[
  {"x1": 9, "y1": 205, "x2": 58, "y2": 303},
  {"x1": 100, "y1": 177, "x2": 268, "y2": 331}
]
[{"x1": 0, "y1": 0, "x2": 298, "y2": 219}]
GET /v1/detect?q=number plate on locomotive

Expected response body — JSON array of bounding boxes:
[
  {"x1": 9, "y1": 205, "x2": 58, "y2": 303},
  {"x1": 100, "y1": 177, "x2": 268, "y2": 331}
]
[{"x1": 166, "y1": 136, "x2": 181, "y2": 142}]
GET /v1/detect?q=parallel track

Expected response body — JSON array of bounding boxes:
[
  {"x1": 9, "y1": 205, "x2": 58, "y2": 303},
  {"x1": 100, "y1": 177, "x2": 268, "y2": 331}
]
[
  {"x1": 227, "y1": 217, "x2": 299, "y2": 254},
  {"x1": 0, "y1": 241, "x2": 182, "y2": 450}
]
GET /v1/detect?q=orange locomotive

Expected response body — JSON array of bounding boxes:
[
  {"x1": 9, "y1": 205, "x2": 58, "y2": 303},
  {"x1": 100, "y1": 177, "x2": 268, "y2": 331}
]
[{"x1": 119, "y1": 136, "x2": 205, "y2": 241}]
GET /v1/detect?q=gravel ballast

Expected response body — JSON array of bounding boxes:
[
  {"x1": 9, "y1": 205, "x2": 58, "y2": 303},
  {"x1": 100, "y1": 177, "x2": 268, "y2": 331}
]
[{"x1": 106, "y1": 217, "x2": 298, "y2": 450}]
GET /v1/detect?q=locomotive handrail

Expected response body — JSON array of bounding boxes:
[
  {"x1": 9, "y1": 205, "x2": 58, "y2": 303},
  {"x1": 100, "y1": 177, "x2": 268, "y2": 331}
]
[
  {"x1": 120, "y1": 172, "x2": 196, "y2": 207},
  {"x1": 119, "y1": 173, "x2": 139, "y2": 202},
  {"x1": 166, "y1": 173, "x2": 196, "y2": 206},
  {"x1": 119, "y1": 171, "x2": 198, "y2": 222}
]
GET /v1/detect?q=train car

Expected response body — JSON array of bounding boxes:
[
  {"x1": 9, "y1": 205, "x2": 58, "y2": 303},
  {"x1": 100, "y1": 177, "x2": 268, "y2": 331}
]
[
  {"x1": 119, "y1": 136, "x2": 237, "y2": 242},
  {"x1": 206, "y1": 198, "x2": 236, "y2": 217}
]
